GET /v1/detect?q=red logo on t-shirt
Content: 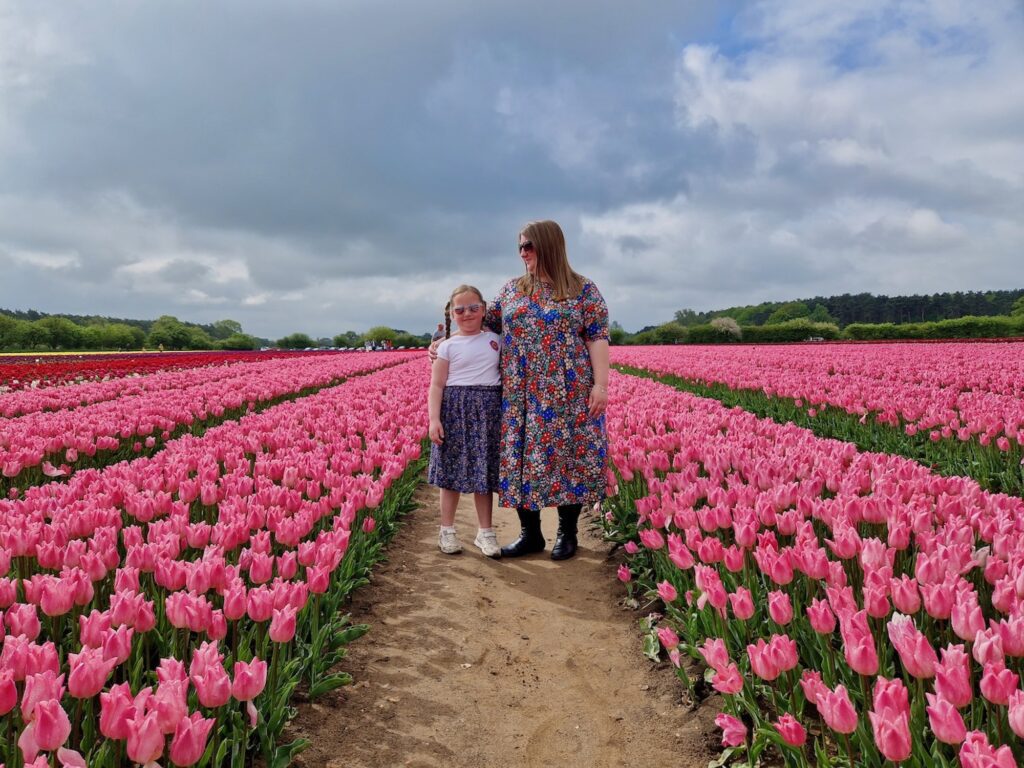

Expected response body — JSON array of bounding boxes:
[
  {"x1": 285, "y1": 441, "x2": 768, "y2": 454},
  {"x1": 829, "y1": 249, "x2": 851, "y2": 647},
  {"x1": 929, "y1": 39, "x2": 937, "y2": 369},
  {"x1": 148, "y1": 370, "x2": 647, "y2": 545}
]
[{"x1": 490, "y1": 340, "x2": 499, "y2": 351}]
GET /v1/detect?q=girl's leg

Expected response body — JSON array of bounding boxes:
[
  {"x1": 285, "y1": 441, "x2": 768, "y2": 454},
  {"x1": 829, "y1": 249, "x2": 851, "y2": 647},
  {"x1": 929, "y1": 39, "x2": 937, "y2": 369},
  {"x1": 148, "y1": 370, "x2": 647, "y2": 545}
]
[
  {"x1": 439, "y1": 488, "x2": 460, "y2": 527},
  {"x1": 472, "y1": 492, "x2": 493, "y2": 529}
]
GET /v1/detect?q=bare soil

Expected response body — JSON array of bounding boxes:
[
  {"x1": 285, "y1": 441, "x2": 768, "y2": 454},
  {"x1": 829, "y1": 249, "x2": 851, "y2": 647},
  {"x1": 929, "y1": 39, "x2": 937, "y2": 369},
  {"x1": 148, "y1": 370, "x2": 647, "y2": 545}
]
[{"x1": 288, "y1": 486, "x2": 720, "y2": 768}]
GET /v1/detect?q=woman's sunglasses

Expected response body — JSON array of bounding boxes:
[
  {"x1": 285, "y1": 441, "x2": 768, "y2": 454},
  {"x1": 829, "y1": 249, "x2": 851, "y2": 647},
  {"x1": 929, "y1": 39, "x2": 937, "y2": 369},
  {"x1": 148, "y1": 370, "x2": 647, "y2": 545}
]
[
  {"x1": 518, "y1": 241, "x2": 534, "y2": 253},
  {"x1": 452, "y1": 304, "x2": 483, "y2": 315}
]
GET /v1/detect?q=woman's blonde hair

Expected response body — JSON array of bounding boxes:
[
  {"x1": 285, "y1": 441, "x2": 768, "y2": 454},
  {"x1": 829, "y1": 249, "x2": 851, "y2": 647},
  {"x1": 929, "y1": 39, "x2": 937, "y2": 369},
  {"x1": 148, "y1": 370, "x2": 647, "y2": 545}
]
[
  {"x1": 443, "y1": 284, "x2": 486, "y2": 338},
  {"x1": 515, "y1": 220, "x2": 584, "y2": 301}
]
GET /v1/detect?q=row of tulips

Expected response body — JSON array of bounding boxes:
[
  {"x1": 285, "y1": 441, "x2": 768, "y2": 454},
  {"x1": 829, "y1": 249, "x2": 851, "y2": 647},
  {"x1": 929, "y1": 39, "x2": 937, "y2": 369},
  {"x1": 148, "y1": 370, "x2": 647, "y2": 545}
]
[
  {"x1": 0, "y1": 352, "x2": 317, "y2": 397},
  {"x1": 602, "y1": 370, "x2": 1024, "y2": 766},
  {"x1": 0, "y1": 352, "x2": 416, "y2": 495},
  {"x1": 615, "y1": 364, "x2": 1024, "y2": 499},
  {"x1": 611, "y1": 343, "x2": 1024, "y2": 453},
  {"x1": 0, "y1": 357, "x2": 431, "y2": 767}
]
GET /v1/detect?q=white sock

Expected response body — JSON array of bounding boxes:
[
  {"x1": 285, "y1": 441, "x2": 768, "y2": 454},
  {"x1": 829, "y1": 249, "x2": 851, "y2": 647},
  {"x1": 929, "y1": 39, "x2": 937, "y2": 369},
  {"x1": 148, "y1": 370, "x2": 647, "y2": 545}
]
[
  {"x1": 440, "y1": 525, "x2": 456, "y2": 534},
  {"x1": 478, "y1": 527, "x2": 494, "y2": 534}
]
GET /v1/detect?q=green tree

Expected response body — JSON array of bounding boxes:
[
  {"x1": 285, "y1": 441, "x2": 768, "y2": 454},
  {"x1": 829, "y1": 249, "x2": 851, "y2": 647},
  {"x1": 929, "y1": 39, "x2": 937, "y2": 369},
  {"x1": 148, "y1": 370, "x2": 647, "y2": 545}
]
[
  {"x1": 36, "y1": 316, "x2": 84, "y2": 350},
  {"x1": 652, "y1": 322, "x2": 688, "y2": 344},
  {"x1": 147, "y1": 316, "x2": 193, "y2": 350},
  {"x1": 186, "y1": 327, "x2": 215, "y2": 350},
  {"x1": 210, "y1": 319, "x2": 244, "y2": 340},
  {"x1": 807, "y1": 303, "x2": 836, "y2": 324},
  {"x1": 0, "y1": 314, "x2": 27, "y2": 349},
  {"x1": 673, "y1": 308, "x2": 701, "y2": 326},
  {"x1": 765, "y1": 301, "x2": 810, "y2": 325},
  {"x1": 333, "y1": 331, "x2": 364, "y2": 348},
  {"x1": 276, "y1": 333, "x2": 315, "y2": 349},
  {"x1": 609, "y1": 321, "x2": 627, "y2": 346},
  {"x1": 217, "y1": 333, "x2": 259, "y2": 350},
  {"x1": 1012, "y1": 296, "x2": 1024, "y2": 317},
  {"x1": 365, "y1": 326, "x2": 398, "y2": 343}
]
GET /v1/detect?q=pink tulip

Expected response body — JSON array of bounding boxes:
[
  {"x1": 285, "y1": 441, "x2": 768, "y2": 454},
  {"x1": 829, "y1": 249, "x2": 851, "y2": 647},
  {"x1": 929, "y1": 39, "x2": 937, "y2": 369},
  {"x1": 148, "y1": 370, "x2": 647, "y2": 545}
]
[
  {"x1": 890, "y1": 575, "x2": 921, "y2": 615},
  {"x1": 979, "y1": 662, "x2": 1019, "y2": 706},
  {"x1": 657, "y1": 626, "x2": 680, "y2": 651},
  {"x1": 714, "y1": 713, "x2": 747, "y2": 747},
  {"x1": 169, "y1": 712, "x2": 215, "y2": 767},
  {"x1": 1008, "y1": 689, "x2": 1024, "y2": 739},
  {"x1": 818, "y1": 684, "x2": 858, "y2": 734},
  {"x1": 99, "y1": 682, "x2": 135, "y2": 740},
  {"x1": 925, "y1": 693, "x2": 967, "y2": 745},
  {"x1": 934, "y1": 644, "x2": 973, "y2": 709},
  {"x1": 869, "y1": 677, "x2": 912, "y2": 763},
  {"x1": 768, "y1": 591, "x2": 793, "y2": 625},
  {"x1": 656, "y1": 581, "x2": 677, "y2": 603},
  {"x1": 126, "y1": 710, "x2": 164, "y2": 765},
  {"x1": 699, "y1": 637, "x2": 730, "y2": 672},
  {"x1": 22, "y1": 699, "x2": 72, "y2": 758},
  {"x1": 799, "y1": 670, "x2": 827, "y2": 706},
  {"x1": 806, "y1": 598, "x2": 836, "y2": 634},
  {"x1": 773, "y1": 713, "x2": 806, "y2": 747},
  {"x1": 887, "y1": 614, "x2": 937, "y2": 679},
  {"x1": 67, "y1": 647, "x2": 118, "y2": 699},
  {"x1": 959, "y1": 730, "x2": 1017, "y2": 768},
  {"x1": 0, "y1": 669, "x2": 15, "y2": 716},
  {"x1": 21, "y1": 671, "x2": 66, "y2": 722},
  {"x1": 950, "y1": 592, "x2": 985, "y2": 643},
  {"x1": 728, "y1": 587, "x2": 754, "y2": 620},
  {"x1": 231, "y1": 658, "x2": 267, "y2": 702},
  {"x1": 616, "y1": 564, "x2": 631, "y2": 583},
  {"x1": 638, "y1": 527, "x2": 665, "y2": 550},
  {"x1": 151, "y1": 679, "x2": 189, "y2": 734},
  {"x1": 712, "y1": 663, "x2": 744, "y2": 695},
  {"x1": 269, "y1": 605, "x2": 297, "y2": 643}
]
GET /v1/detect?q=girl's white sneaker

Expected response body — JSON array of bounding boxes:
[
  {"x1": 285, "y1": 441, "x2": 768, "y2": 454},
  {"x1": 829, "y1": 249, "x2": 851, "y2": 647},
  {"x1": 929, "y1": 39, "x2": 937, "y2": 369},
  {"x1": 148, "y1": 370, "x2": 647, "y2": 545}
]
[
  {"x1": 474, "y1": 530, "x2": 501, "y2": 558},
  {"x1": 438, "y1": 528, "x2": 462, "y2": 554}
]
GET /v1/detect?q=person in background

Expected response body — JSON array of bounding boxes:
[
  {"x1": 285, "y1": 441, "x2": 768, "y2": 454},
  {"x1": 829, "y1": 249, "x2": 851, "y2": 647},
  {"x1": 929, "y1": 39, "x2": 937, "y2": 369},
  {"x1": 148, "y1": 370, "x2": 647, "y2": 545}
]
[
  {"x1": 427, "y1": 284, "x2": 503, "y2": 558},
  {"x1": 431, "y1": 321, "x2": 446, "y2": 342}
]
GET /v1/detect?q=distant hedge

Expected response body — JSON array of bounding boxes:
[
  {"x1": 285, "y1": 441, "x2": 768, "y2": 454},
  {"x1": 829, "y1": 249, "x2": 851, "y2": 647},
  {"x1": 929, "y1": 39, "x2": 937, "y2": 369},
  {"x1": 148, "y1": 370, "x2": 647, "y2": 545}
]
[{"x1": 842, "y1": 314, "x2": 1024, "y2": 340}]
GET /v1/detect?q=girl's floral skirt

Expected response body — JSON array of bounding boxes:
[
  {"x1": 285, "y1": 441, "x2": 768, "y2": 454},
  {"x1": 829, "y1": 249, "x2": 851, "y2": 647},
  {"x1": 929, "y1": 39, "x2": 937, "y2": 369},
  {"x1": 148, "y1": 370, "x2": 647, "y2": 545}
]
[{"x1": 428, "y1": 385, "x2": 501, "y2": 494}]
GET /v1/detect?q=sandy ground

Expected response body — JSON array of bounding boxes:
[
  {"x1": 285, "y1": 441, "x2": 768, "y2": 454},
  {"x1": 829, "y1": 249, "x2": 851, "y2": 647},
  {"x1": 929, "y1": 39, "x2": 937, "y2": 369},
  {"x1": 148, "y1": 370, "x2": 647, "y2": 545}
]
[{"x1": 287, "y1": 486, "x2": 720, "y2": 768}]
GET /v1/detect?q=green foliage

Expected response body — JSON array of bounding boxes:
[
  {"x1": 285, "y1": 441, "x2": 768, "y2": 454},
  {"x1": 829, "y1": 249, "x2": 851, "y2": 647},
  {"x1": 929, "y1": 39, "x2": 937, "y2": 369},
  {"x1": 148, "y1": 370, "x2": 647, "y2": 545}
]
[
  {"x1": 392, "y1": 332, "x2": 426, "y2": 348},
  {"x1": 843, "y1": 314, "x2": 1024, "y2": 340},
  {"x1": 276, "y1": 333, "x2": 315, "y2": 349},
  {"x1": 146, "y1": 315, "x2": 194, "y2": 350},
  {"x1": 651, "y1": 321, "x2": 688, "y2": 344},
  {"x1": 764, "y1": 300, "x2": 810, "y2": 325},
  {"x1": 210, "y1": 319, "x2": 244, "y2": 339},
  {"x1": 333, "y1": 331, "x2": 364, "y2": 348},
  {"x1": 217, "y1": 333, "x2": 259, "y2": 350},
  {"x1": 1013, "y1": 295, "x2": 1024, "y2": 317},
  {"x1": 742, "y1": 319, "x2": 840, "y2": 342},
  {"x1": 364, "y1": 326, "x2": 397, "y2": 343},
  {"x1": 609, "y1": 321, "x2": 628, "y2": 346}
]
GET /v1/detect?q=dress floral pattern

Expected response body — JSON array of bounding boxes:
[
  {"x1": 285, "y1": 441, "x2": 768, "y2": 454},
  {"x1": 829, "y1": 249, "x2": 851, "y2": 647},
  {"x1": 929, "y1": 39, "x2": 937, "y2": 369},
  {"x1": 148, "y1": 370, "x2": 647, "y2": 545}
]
[{"x1": 485, "y1": 276, "x2": 609, "y2": 511}]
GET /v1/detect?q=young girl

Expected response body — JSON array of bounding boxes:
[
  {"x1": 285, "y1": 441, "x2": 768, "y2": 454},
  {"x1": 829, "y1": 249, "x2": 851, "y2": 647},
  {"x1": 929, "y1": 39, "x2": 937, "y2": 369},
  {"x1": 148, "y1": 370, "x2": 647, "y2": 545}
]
[{"x1": 427, "y1": 285, "x2": 502, "y2": 557}]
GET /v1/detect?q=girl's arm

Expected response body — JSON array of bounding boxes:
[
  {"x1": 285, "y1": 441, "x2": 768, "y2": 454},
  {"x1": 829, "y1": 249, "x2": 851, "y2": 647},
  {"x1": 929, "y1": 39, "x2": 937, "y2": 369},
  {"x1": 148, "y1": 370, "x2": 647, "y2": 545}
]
[
  {"x1": 428, "y1": 356, "x2": 450, "y2": 444},
  {"x1": 586, "y1": 339, "x2": 609, "y2": 417}
]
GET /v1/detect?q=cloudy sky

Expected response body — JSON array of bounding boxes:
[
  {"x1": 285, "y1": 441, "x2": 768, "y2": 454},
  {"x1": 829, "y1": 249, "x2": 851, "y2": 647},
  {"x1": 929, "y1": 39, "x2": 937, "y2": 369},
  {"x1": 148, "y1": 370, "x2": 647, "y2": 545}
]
[{"x1": 1, "y1": 0, "x2": 1022, "y2": 338}]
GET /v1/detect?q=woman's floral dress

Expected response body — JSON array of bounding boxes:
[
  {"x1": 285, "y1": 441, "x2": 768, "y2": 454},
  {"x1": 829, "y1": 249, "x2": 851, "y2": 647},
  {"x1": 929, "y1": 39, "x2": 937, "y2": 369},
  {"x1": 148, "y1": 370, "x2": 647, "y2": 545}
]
[{"x1": 485, "y1": 276, "x2": 609, "y2": 511}]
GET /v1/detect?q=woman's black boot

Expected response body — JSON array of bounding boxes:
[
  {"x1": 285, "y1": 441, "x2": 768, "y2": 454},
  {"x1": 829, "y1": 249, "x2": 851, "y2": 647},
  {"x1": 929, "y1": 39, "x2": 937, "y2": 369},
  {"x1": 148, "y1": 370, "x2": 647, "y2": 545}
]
[
  {"x1": 551, "y1": 505, "x2": 580, "y2": 561},
  {"x1": 501, "y1": 507, "x2": 545, "y2": 557}
]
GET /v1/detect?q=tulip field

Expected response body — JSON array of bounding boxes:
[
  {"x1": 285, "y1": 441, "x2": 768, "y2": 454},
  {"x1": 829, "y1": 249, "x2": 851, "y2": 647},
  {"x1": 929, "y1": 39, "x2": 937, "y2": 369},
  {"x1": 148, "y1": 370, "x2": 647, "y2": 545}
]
[
  {"x1": 1, "y1": 342, "x2": 1023, "y2": 767},
  {"x1": 604, "y1": 346, "x2": 1024, "y2": 767}
]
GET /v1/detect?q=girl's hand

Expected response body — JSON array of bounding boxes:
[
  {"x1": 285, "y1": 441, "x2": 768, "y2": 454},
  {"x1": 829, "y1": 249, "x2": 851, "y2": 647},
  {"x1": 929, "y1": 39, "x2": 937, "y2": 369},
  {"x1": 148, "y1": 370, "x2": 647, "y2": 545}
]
[
  {"x1": 588, "y1": 384, "x2": 607, "y2": 418},
  {"x1": 429, "y1": 420, "x2": 445, "y2": 444}
]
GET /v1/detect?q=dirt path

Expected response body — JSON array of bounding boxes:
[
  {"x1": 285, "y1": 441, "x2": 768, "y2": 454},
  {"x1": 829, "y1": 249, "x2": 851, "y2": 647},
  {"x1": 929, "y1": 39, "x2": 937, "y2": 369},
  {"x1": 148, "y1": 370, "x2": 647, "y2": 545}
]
[{"x1": 288, "y1": 485, "x2": 719, "y2": 768}]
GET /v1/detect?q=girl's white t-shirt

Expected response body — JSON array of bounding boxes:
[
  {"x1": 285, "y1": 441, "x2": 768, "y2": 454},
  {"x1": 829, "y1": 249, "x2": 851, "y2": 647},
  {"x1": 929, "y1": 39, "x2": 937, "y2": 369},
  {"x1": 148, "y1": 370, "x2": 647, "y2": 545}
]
[{"x1": 438, "y1": 331, "x2": 501, "y2": 386}]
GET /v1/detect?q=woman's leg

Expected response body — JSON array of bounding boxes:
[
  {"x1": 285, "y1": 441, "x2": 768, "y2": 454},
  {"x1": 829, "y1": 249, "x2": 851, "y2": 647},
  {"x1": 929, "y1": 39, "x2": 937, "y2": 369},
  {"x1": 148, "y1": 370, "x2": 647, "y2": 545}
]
[
  {"x1": 500, "y1": 507, "x2": 545, "y2": 557},
  {"x1": 551, "y1": 504, "x2": 581, "y2": 561}
]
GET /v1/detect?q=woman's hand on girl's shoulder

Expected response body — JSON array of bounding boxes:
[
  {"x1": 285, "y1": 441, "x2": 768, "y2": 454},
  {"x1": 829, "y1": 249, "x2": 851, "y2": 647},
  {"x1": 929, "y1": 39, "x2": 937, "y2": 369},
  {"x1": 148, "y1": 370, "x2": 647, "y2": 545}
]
[{"x1": 428, "y1": 337, "x2": 442, "y2": 362}]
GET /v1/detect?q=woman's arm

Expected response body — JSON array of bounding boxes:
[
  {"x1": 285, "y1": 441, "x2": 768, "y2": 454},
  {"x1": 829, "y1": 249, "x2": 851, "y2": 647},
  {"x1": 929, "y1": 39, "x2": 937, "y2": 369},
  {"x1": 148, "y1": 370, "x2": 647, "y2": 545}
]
[
  {"x1": 586, "y1": 339, "x2": 609, "y2": 418},
  {"x1": 428, "y1": 357, "x2": 449, "y2": 444}
]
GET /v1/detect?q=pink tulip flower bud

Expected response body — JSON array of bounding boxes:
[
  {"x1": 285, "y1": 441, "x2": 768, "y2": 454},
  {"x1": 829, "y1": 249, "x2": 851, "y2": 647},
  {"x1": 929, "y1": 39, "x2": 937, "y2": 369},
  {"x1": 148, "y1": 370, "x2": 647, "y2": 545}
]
[
  {"x1": 935, "y1": 644, "x2": 973, "y2": 709},
  {"x1": 99, "y1": 682, "x2": 134, "y2": 740},
  {"x1": 21, "y1": 671, "x2": 66, "y2": 722},
  {"x1": 0, "y1": 668, "x2": 17, "y2": 716},
  {"x1": 714, "y1": 713, "x2": 747, "y2": 747},
  {"x1": 32, "y1": 698, "x2": 72, "y2": 751},
  {"x1": 799, "y1": 670, "x2": 827, "y2": 705},
  {"x1": 699, "y1": 638, "x2": 730, "y2": 672},
  {"x1": 959, "y1": 730, "x2": 1017, "y2": 768},
  {"x1": 657, "y1": 626, "x2": 680, "y2": 651},
  {"x1": 711, "y1": 663, "x2": 744, "y2": 695},
  {"x1": 126, "y1": 710, "x2": 164, "y2": 766},
  {"x1": 656, "y1": 581, "x2": 678, "y2": 603},
  {"x1": 67, "y1": 647, "x2": 117, "y2": 699},
  {"x1": 773, "y1": 713, "x2": 807, "y2": 747},
  {"x1": 616, "y1": 565, "x2": 631, "y2": 583},
  {"x1": 768, "y1": 591, "x2": 793, "y2": 625},
  {"x1": 926, "y1": 692, "x2": 967, "y2": 745},
  {"x1": 890, "y1": 575, "x2": 921, "y2": 615},
  {"x1": 818, "y1": 684, "x2": 858, "y2": 734},
  {"x1": 729, "y1": 588, "x2": 755, "y2": 621},
  {"x1": 1008, "y1": 690, "x2": 1024, "y2": 739},
  {"x1": 170, "y1": 711, "x2": 216, "y2": 767},
  {"x1": 231, "y1": 658, "x2": 268, "y2": 702},
  {"x1": 887, "y1": 614, "x2": 937, "y2": 679},
  {"x1": 979, "y1": 662, "x2": 1019, "y2": 706},
  {"x1": 807, "y1": 598, "x2": 836, "y2": 634},
  {"x1": 269, "y1": 605, "x2": 297, "y2": 644}
]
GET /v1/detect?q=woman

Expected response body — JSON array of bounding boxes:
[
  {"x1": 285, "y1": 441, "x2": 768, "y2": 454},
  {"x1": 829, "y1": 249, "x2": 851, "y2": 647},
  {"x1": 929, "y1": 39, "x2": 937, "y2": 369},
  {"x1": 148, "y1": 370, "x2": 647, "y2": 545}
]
[{"x1": 429, "y1": 220, "x2": 609, "y2": 559}]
